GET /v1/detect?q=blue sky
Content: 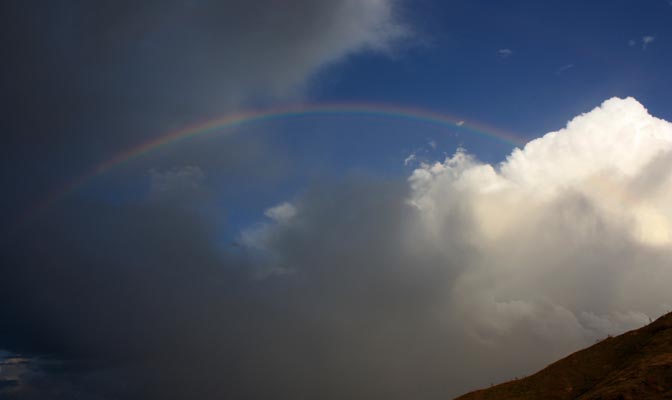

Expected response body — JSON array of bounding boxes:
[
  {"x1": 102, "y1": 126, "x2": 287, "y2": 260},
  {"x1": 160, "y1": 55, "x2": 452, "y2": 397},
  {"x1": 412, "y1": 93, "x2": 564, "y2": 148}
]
[{"x1": 316, "y1": 0, "x2": 672, "y2": 131}]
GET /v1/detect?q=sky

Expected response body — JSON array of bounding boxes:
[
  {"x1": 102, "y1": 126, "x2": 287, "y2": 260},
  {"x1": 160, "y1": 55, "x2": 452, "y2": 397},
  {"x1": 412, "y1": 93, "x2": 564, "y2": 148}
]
[{"x1": 1, "y1": 1, "x2": 672, "y2": 399}]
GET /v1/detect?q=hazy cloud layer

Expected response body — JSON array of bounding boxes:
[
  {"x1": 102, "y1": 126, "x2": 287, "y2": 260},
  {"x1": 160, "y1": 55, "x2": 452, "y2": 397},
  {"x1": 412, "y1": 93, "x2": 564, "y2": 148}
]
[{"x1": 497, "y1": 48, "x2": 513, "y2": 58}]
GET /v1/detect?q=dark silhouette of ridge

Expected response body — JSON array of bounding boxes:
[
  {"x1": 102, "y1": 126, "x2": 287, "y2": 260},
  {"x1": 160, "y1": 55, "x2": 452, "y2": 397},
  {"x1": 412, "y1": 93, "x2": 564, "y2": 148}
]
[{"x1": 455, "y1": 311, "x2": 672, "y2": 400}]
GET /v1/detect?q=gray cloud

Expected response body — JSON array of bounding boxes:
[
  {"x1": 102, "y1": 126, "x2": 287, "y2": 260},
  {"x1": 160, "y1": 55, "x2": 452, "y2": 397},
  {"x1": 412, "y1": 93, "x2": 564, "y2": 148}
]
[
  {"x1": 1, "y1": 0, "x2": 409, "y2": 216},
  {"x1": 53, "y1": 0, "x2": 409, "y2": 109}
]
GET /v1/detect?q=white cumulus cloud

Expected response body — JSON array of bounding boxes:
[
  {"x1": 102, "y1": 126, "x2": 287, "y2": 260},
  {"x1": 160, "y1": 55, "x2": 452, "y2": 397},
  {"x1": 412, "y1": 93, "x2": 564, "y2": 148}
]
[
  {"x1": 265, "y1": 202, "x2": 298, "y2": 224},
  {"x1": 242, "y1": 97, "x2": 672, "y2": 396}
]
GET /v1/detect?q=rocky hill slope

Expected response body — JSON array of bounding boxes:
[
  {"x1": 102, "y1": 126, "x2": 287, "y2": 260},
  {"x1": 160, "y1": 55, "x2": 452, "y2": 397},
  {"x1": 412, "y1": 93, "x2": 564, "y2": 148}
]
[{"x1": 455, "y1": 312, "x2": 672, "y2": 400}]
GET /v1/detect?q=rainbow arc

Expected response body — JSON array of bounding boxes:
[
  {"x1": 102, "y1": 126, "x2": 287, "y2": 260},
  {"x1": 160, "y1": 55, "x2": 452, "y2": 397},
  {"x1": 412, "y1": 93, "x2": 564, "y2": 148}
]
[{"x1": 28, "y1": 103, "x2": 526, "y2": 219}]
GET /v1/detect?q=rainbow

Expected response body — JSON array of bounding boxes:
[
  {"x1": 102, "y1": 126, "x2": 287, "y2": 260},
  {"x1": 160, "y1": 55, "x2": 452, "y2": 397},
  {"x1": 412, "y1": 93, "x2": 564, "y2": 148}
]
[{"x1": 28, "y1": 103, "x2": 526, "y2": 219}]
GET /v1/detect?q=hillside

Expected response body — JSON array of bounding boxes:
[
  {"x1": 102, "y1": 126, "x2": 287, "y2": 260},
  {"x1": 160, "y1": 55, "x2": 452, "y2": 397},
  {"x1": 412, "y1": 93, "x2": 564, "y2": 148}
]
[{"x1": 455, "y1": 312, "x2": 672, "y2": 400}]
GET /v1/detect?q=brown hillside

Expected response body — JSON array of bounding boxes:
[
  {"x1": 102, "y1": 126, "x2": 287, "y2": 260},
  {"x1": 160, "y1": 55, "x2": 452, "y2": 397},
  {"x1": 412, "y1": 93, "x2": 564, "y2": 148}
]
[{"x1": 455, "y1": 312, "x2": 672, "y2": 400}]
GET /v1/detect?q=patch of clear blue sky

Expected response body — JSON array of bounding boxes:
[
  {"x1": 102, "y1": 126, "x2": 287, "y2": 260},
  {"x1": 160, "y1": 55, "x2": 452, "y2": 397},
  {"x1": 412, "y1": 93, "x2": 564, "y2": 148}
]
[{"x1": 312, "y1": 0, "x2": 672, "y2": 140}]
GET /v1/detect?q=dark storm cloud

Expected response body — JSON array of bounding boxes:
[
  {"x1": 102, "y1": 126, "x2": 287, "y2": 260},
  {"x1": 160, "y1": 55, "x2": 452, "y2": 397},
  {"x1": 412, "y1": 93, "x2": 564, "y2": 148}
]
[
  {"x1": 0, "y1": 170, "x2": 483, "y2": 400},
  {"x1": 0, "y1": 0, "x2": 407, "y2": 216},
  {"x1": 1, "y1": 200, "x2": 265, "y2": 398},
  {"x1": 1, "y1": 1, "x2": 419, "y2": 398},
  {"x1": 0, "y1": 166, "x2": 507, "y2": 400},
  {"x1": 0, "y1": 178, "x2": 468, "y2": 400},
  {"x1": 3, "y1": 0, "x2": 406, "y2": 119}
]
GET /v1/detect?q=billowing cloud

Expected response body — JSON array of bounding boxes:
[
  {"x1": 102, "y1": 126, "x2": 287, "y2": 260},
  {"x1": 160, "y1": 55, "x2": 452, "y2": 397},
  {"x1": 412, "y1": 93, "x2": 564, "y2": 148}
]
[
  {"x1": 244, "y1": 97, "x2": 672, "y2": 395},
  {"x1": 405, "y1": 97, "x2": 672, "y2": 346}
]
